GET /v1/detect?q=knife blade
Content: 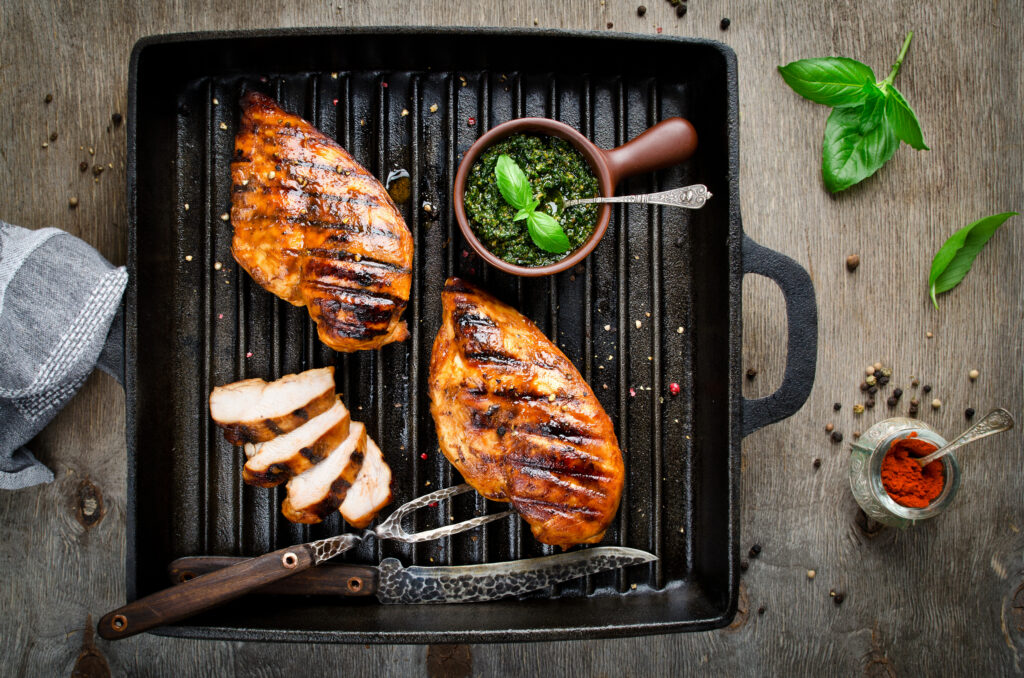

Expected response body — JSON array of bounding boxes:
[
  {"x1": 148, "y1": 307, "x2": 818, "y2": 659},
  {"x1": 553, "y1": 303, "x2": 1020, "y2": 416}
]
[{"x1": 168, "y1": 547, "x2": 657, "y2": 604}]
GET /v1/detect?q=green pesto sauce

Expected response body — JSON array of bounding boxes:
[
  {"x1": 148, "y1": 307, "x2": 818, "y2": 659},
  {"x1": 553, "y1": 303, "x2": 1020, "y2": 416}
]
[{"x1": 464, "y1": 133, "x2": 599, "y2": 267}]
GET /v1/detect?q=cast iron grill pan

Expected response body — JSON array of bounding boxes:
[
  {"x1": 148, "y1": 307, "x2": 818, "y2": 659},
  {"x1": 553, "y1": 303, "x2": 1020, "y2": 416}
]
[{"x1": 126, "y1": 28, "x2": 814, "y2": 642}]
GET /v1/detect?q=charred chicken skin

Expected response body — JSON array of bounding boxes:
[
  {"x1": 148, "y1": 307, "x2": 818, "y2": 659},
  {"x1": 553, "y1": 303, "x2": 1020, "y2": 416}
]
[
  {"x1": 231, "y1": 92, "x2": 413, "y2": 352},
  {"x1": 428, "y1": 278, "x2": 624, "y2": 547}
]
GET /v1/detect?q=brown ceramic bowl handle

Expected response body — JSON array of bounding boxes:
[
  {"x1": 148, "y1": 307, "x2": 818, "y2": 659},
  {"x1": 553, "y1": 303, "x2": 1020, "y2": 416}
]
[{"x1": 600, "y1": 117, "x2": 698, "y2": 184}]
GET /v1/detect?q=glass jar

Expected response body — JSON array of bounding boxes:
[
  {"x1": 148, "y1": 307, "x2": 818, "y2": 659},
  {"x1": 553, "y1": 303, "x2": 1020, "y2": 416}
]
[{"x1": 849, "y1": 417, "x2": 961, "y2": 527}]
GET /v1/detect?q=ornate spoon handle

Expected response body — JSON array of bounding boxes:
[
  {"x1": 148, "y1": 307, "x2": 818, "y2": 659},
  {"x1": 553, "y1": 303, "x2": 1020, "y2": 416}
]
[
  {"x1": 916, "y1": 408, "x2": 1015, "y2": 466},
  {"x1": 563, "y1": 184, "x2": 711, "y2": 209}
]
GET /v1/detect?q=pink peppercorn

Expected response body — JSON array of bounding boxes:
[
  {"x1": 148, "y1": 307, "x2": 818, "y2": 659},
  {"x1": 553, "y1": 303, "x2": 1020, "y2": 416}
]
[
  {"x1": 420, "y1": 453, "x2": 428, "y2": 460},
  {"x1": 629, "y1": 387, "x2": 636, "y2": 397},
  {"x1": 669, "y1": 382, "x2": 680, "y2": 396},
  {"x1": 467, "y1": 117, "x2": 476, "y2": 126}
]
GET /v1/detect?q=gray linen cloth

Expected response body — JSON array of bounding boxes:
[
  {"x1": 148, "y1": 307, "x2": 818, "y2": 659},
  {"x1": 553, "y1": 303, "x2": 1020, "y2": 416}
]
[{"x1": 0, "y1": 221, "x2": 127, "y2": 489}]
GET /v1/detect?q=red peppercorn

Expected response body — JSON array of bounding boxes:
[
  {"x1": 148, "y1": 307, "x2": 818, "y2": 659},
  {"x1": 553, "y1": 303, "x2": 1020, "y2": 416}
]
[
  {"x1": 429, "y1": 501, "x2": 438, "y2": 508},
  {"x1": 669, "y1": 382, "x2": 681, "y2": 396},
  {"x1": 381, "y1": 82, "x2": 388, "y2": 88},
  {"x1": 420, "y1": 453, "x2": 428, "y2": 460},
  {"x1": 467, "y1": 117, "x2": 476, "y2": 126},
  {"x1": 332, "y1": 98, "x2": 338, "y2": 105},
  {"x1": 629, "y1": 387, "x2": 636, "y2": 397}
]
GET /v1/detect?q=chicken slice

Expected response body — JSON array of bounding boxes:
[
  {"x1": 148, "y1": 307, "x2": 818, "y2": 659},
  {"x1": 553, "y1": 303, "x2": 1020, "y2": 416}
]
[
  {"x1": 242, "y1": 399, "x2": 350, "y2": 487},
  {"x1": 428, "y1": 278, "x2": 624, "y2": 547},
  {"x1": 338, "y1": 438, "x2": 393, "y2": 528},
  {"x1": 209, "y1": 366, "x2": 335, "y2": 445},
  {"x1": 282, "y1": 422, "x2": 366, "y2": 524}
]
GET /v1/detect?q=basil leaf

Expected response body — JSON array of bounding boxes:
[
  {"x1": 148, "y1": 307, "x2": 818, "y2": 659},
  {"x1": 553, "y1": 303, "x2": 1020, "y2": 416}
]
[
  {"x1": 777, "y1": 57, "x2": 877, "y2": 108},
  {"x1": 513, "y1": 208, "x2": 532, "y2": 222},
  {"x1": 821, "y1": 95, "x2": 899, "y2": 192},
  {"x1": 526, "y1": 210, "x2": 570, "y2": 253},
  {"x1": 883, "y1": 84, "x2": 929, "y2": 150},
  {"x1": 495, "y1": 155, "x2": 535, "y2": 211},
  {"x1": 928, "y1": 212, "x2": 1018, "y2": 308}
]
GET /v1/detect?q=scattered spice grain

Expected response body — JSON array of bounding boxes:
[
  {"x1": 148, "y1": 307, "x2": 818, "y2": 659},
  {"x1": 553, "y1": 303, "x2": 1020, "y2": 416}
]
[
  {"x1": 676, "y1": 4, "x2": 687, "y2": 16},
  {"x1": 637, "y1": 5, "x2": 647, "y2": 16},
  {"x1": 831, "y1": 431, "x2": 843, "y2": 443},
  {"x1": 846, "y1": 254, "x2": 860, "y2": 272},
  {"x1": 833, "y1": 593, "x2": 845, "y2": 605},
  {"x1": 969, "y1": 369, "x2": 979, "y2": 381},
  {"x1": 758, "y1": 606, "x2": 766, "y2": 615},
  {"x1": 825, "y1": 423, "x2": 834, "y2": 433},
  {"x1": 813, "y1": 458, "x2": 821, "y2": 469},
  {"x1": 112, "y1": 113, "x2": 123, "y2": 126},
  {"x1": 68, "y1": 197, "x2": 79, "y2": 208},
  {"x1": 853, "y1": 404, "x2": 864, "y2": 414},
  {"x1": 748, "y1": 544, "x2": 761, "y2": 558},
  {"x1": 807, "y1": 570, "x2": 816, "y2": 580},
  {"x1": 746, "y1": 368, "x2": 758, "y2": 380},
  {"x1": 922, "y1": 384, "x2": 932, "y2": 393},
  {"x1": 833, "y1": 402, "x2": 842, "y2": 411},
  {"x1": 45, "y1": 93, "x2": 53, "y2": 103},
  {"x1": 720, "y1": 17, "x2": 731, "y2": 29},
  {"x1": 79, "y1": 161, "x2": 89, "y2": 172},
  {"x1": 931, "y1": 399, "x2": 942, "y2": 410},
  {"x1": 965, "y1": 408, "x2": 975, "y2": 420}
]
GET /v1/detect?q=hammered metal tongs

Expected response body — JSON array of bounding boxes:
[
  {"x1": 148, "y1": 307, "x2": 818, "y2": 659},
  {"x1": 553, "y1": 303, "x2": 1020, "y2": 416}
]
[{"x1": 99, "y1": 484, "x2": 514, "y2": 639}]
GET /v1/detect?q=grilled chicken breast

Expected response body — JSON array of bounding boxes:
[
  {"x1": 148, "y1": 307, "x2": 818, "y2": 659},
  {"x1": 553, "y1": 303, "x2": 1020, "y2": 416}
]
[
  {"x1": 209, "y1": 366, "x2": 335, "y2": 445},
  {"x1": 339, "y1": 438, "x2": 393, "y2": 528},
  {"x1": 282, "y1": 421, "x2": 367, "y2": 524},
  {"x1": 242, "y1": 399, "x2": 350, "y2": 487},
  {"x1": 231, "y1": 92, "x2": 413, "y2": 352},
  {"x1": 428, "y1": 278, "x2": 624, "y2": 547}
]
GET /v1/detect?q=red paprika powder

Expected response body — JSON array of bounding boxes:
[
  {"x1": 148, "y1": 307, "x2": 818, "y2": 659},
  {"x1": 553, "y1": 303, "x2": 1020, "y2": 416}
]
[{"x1": 880, "y1": 432, "x2": 944, "y2": 508}]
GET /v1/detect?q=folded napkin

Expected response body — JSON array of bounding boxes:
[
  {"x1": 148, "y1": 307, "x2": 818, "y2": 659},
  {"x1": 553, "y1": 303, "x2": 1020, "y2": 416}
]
[{"x1": 0, "y1": 221, "x2": 127, "y2": 489}]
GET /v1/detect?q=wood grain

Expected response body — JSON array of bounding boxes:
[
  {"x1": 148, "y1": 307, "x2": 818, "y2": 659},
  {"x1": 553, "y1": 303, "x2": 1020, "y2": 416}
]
[{"x1": 1, "y1": 0, "x2": 1022, "y2": 675}]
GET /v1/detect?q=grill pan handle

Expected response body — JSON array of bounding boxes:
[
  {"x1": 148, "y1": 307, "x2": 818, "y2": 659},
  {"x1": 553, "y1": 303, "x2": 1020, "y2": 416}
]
[{"x1": 741, "y1": 235, "x2": 817, "y2": 437}]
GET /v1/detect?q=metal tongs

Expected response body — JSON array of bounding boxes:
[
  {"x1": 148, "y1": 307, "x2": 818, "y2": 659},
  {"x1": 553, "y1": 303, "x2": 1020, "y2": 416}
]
[{"x1": 99, "y1": 484, "x2": 514, "y2": 639}]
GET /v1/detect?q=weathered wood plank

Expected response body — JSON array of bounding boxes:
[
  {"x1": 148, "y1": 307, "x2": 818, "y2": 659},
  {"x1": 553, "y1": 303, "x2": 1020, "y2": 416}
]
[{"x1": 1, "y1": 1, "x2": 1022, "y2": 675}]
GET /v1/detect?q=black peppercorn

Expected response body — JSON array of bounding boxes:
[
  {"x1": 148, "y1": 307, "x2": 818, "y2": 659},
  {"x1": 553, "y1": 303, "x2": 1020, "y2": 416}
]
[
  {"x1": 813, "y1": 458, "x2": 821, "y2": 469},
  {"x1": 676, "y1": 4, "x2": 687, "y2": 16},
  {"x1": 79, "y1": 161, "x2": 89, "y2": 172},
  {"x1": 720, "y1": 17, "x2": 731, "y2": 29},
  {"x1": 965, "y1": 408, "x2": 975, "y2": 419},
  {"x1": 44, "y1": 93, "x2": 53, "y2": 103},
  {"x1": 893, "y1": 388, "x2": 903, "y2": 398},
  {"x1": 922, "y1": 384, "x2": 932, "y2": 393},
  {"x1": 878, "y1": 376, "x2": 890, "y2": 387},
  {"x1": 866, "y1": 399, "x2": 875, "y2": 409},
  {"x1": 873, "y1": 370, "x2": 883, "y2": 379},
  {"x1": 740, "y1": 559, "x2": 749, "y2": 571},
  {"x1": 833, "y1": 592, "x2": 845, "y2": 605},
  {"x1": 912, "y1": 378, "x2": 920, "y2": 388},
  {"x1": 868, "y1": 386, "x2": 878, "y2": 395},
  {"x1": 758, "y1": 606, "x2": 766, "y2": 615},
  {"x1": 833, "y1": 402, "x2": 841, "y2": 411},
  {"x1": 749, "y1": 544, "x2": 762, "y2": 557},
  {"x1": 112, "y1": 112, "x2": 123, "y2": 125},
  {"x1": 637, "y1": 5, "x2": 647, "y2": 16},
  {"x1": 746, "y1": 368, "x2": 758, "y2": 380},
  {"x1": 887, "y1": 396, "x2": 898, "y2": 407},
  {"x1": 49, "y1": 132, "x2": 58, "y2": 142},
  {"x1": 830, "y1": 431, "x2": 843, "y2": 443},
  {"x1": 860, "y1": 382, "x2": 869, "y2": 392}
]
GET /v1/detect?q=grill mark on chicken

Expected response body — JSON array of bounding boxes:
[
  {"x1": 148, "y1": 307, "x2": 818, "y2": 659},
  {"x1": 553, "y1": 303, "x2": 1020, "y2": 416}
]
[{"x1": 511, "y1": 496, "x2": 604, "y2": 517}]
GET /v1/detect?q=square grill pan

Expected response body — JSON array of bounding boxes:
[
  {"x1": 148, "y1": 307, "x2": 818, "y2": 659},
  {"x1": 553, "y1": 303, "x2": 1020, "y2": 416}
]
[{"x1": 125, "y1": 27, "x2": 816, "y2": 642}]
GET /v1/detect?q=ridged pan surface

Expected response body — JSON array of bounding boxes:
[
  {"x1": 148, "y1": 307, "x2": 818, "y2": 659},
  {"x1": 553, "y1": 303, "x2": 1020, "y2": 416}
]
[{"x1": 128, "y1": 28, "x2": 741, "y2": 642}]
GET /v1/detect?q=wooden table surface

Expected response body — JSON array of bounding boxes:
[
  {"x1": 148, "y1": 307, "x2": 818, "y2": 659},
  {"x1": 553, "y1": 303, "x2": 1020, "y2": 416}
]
[{"x1": 2, "y1": 1, "x2": 1022, "y2": 675}]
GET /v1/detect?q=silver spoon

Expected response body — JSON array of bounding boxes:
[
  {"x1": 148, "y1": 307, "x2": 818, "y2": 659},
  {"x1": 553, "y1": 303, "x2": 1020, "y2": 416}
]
[
  {"x1": 915, "y1": 408, "x2": 1015, "y2": 467},
  {"x1": 562, "y1": 183, "x2": 712, "y2": 210}
]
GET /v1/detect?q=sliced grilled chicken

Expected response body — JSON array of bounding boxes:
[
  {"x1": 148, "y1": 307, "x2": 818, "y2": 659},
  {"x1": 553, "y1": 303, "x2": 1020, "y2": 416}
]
[
  {"x1": 231, "y1": 92, "x2": 414, "y2": 352},
  {"x1": 209, "y1": 366, "x2": 335, "y2": 445},
  {"x1": 242, "y1": 399, "x2": 350, "y2": 487},
  {"x1": 428, "y1": 278, "x2": 625, "y2": 547},
  {"x1": 282, "y1": 422, "x2": 367, "y2": 524},
  {"x1": 338, "y1": 438, "x2": 393, "y2": 528}
]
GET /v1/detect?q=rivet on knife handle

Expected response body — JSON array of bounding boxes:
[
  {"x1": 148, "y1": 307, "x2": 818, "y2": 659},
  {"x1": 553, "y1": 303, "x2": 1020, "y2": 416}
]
[{"x1": 97, "y1": 545, "x2": 314, "y2": 640}]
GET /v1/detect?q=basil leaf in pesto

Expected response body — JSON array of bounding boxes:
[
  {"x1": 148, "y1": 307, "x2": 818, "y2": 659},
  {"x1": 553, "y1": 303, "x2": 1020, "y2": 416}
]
[
  {"x1": 526, "y1": 210, "x2": 570, "y2": 253},
  {"x1": 928, "y1": 212, "x2": 1018, "y2": 309},
  {"x1": 495, "y1": 155, "x2": 535, "y2": 211}
]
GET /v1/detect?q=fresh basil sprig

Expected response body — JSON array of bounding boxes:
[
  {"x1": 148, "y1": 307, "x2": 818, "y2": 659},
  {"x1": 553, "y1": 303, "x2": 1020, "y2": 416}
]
[
  {"x1": 494, "y1": 154, "x2": 570, "y2": 254},
  {"x1": 928, "y1": 212, "x2": 1018, "y2": 309},
  {"x1": 779, "y1": 31, "x2": 927, "y2": 192}
]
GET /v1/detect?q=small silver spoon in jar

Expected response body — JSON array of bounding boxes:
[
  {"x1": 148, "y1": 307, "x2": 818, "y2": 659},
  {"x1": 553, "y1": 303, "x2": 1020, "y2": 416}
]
[
  {"x1": 562, "y1": 183, "x2": 712, "y2": 210},
  {"x1": 915, "y1": 408, "x2": 1015, "y2": 467}
]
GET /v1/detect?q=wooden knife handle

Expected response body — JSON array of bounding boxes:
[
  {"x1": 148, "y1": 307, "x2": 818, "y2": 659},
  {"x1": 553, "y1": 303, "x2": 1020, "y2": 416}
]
[
  {"x1": 98, "y1": 545, "x2": 314, "y2": 640},
  {"x1": 168, "y1": 556, "x2": 378, "y2": 597}
]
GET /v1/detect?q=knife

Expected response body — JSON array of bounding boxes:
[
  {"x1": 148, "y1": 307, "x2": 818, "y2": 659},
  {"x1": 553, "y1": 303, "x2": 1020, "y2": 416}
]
[{"x1": 169, "y1": 547, "x2": 657, "y2": 604}]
